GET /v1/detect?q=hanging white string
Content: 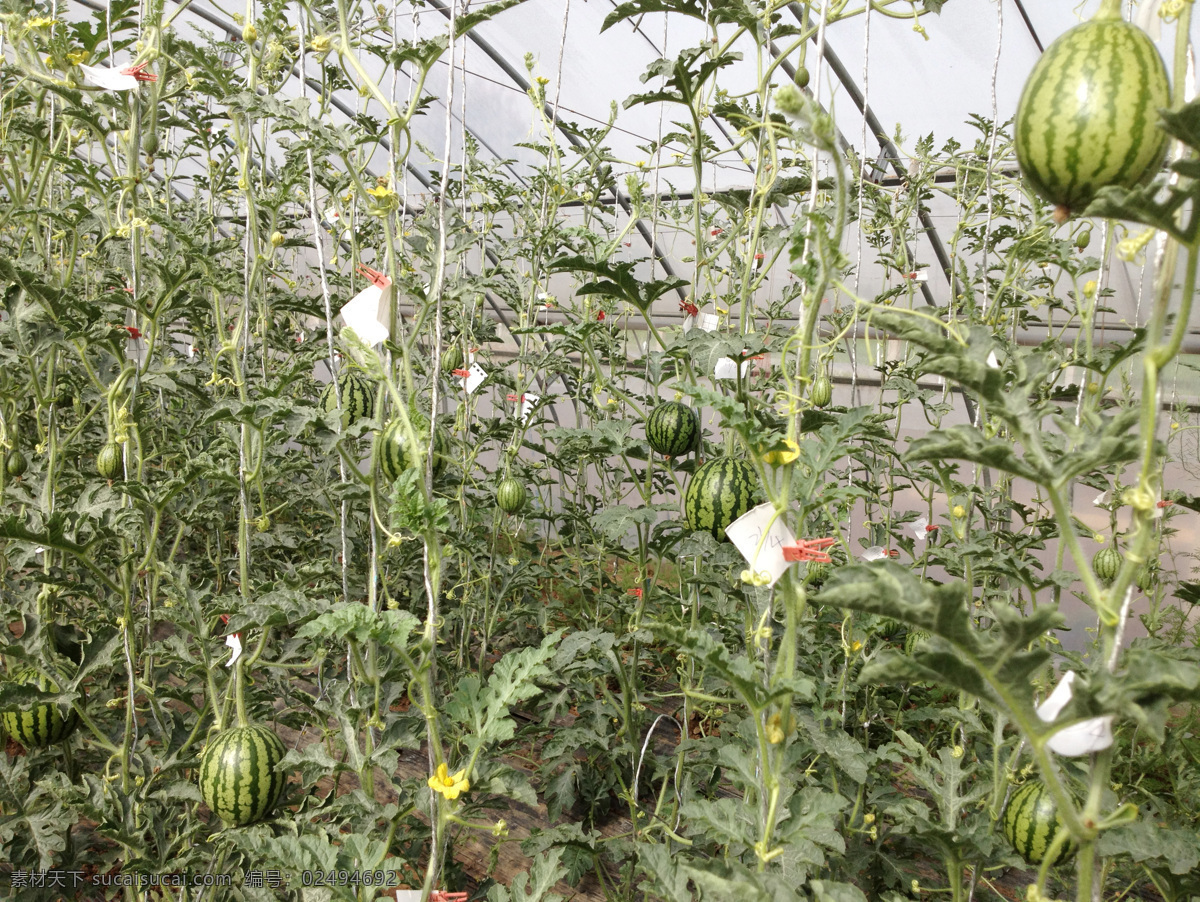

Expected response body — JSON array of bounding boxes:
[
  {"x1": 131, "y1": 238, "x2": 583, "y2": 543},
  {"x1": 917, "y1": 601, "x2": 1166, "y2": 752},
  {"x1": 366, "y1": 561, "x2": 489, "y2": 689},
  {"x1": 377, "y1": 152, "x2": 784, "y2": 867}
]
[
  {"x1": 980, "y1": 0, "x2": 1003, "y2": 331},
  {"x1": 649, "y1": 9, "x2": 667, "y2": 287},
  {"x1": 299, "y1": 12, "x2": 350, "y2": 606},
  {"x1": 849, "y1": 2, "x2": 871, "y2": 411}
]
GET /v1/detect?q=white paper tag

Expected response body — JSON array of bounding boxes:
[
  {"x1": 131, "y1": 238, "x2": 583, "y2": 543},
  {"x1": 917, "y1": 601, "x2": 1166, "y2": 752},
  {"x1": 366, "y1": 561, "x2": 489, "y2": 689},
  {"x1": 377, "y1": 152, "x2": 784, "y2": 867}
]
[
  {"x1": 701, "y1": 313, "x2": 719, "y2": 332},
  {"x1": 725, "y1": 503, "x2": 796, "y2": 587},
  {"x1": 395, "y1": 893, "x2": 423, "y2": 902},
  {"x1": 714, "y1": 357, "x2": 750, "y2": 380},
  {"x1": 682, "y1": 314, "x2": 695, "y2": 333},
  {"x1": 862, "y1": 546, "x2": 887, "y2": 562},
  {"x1": 340, "y1": 283, "x2": 390, "y2": 346},
  {"x1": 80, "y1": 64, "x2": 140, "y2": 91},
  {"x1": 520, "y1": 393, "x2": 540, "y2": 423},
  {"x1": 1035, "y1": 671, "x2": 1114, "y2": 756},
  {"x1": 912, "y1": 516, "x2": 929, "y2": 542},
  {"x1": 464, "y1": 363, "x2": 488, "y2": 394},
  {"x1": 224, "y1": 633, "x2": 243, "y2": 667}
]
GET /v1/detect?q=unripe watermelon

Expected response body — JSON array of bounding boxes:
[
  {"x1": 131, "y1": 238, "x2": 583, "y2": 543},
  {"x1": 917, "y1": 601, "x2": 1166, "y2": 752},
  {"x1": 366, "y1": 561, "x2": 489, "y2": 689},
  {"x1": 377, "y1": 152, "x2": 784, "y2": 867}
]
[
  {"x1": 5, "y1": 449, "x2": 28, "y2": 478},
  {"x1": 198, "y1": 724, "x2": 287, "y2": 827},
  {"x1": 377, "y1": 417, "x2": 449, "y2": 483},
  {"x1": 320, "y1": 371, "x2": 376, "y2": 428},
  {"x1": 646, "y1": 402, "x2": 700, "y2": 458},
  {"x1": 904, "y1": 628, "x2": 930, "y2": 656},
  {"x1": 441, "y1": 344, "x2": 464, "y2": 374},
  {"x1": 496, "y1": 477, "x2": 527, "y2": 514},
  {"x1": 1003, "y1": 781, "x2": 1076, "y2": 867},
  {"x1": 683, "y1": 458, "x2": 759, "y2": 542},
  {"x1": 1, "y1": 672, "x2": 79, "y2": 748},
  {"x1": 97, "y1": 442, "x2": 123, "y2": 480},
  {"x1": 811, "y1": 376, "x2": 832, "y2": 409},
  {"x1": 1014, "y1": 2, "x2": 1170, "y2": 221},
  {"x1": 1093, "y1": 547, "x2": 1122, "y2": 585}
]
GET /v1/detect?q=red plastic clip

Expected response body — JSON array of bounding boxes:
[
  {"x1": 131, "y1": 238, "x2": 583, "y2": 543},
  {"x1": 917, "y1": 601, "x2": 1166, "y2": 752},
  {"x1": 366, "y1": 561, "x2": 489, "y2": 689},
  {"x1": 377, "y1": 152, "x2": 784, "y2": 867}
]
[
  {"x1": 122, "y1": 325, "x2": 141, "y2": 340},
  {"x1": 120, "y1": 62, "x2": 158, "y2": 82},
  {"x1": 355, "y1": 264, "x2": 391, "y2": 288},
  {"x1": 782, "y1": 537, "x2": 835, "y2": 563},
  {"x1": 629, "y1": 587, "x2": 643, "y2": 598},
  {"x1": 680, "y1": 300, "x2": 699, "y2": 317},
  {"x1": 430, "y1": 894, "x2": 469, "y2": 902},
  {"x1": 506, "y1": 394, "x2": 525, "y2": 402},
  {"x1": 886, "y1": 549, "x2": 900, "y2": 558},
  {"x1": 1157, "y1": 499, "x2": 1175, "y2": 509},
  {"x1": 452, "y1": 368, "x2": 470, "y2": 378},
  {"x1": 926, "y1": 524, "x2": 939, "y2": 533},
  {"x1": 597, "y1": 311, "x2": 606, "y2": 321}
]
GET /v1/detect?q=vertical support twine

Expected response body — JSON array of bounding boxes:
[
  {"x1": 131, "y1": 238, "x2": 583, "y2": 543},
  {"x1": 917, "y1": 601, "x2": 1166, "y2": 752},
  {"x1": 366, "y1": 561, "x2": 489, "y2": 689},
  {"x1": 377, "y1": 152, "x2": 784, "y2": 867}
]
[{"x1": 298, "y1": 13, "x2": 350, "y2": 606}]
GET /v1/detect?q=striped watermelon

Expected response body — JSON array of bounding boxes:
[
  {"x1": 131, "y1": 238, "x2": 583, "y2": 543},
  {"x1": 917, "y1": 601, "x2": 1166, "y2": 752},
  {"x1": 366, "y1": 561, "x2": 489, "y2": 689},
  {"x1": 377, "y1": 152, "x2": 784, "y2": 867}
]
[
  {"x1": 811, "y1": 376, "x2": 832, "y2": 409},
  {"x1": 683, "y1": 458, "x2": 759, "y2": 542},
  {"x1": 1093, "y1": 547, "x2": 1122, "y2": 585},
  {"x1": 377, "y1": 417, "x2": 449, "y2": 483},
  {"x1": 646, "y1": 402, "x2": 700, "y2": 457},
  {"x1": 1014, "y1": 0, "x2": 1170, "y2": 221},
  {"x1": 5, "y1": 449, "x2": 28, "y2": 478},
  {"x1": 198, "y1": 724, "x2": 287, "y2": 827},
  {"x1": 496, "y1": 477, "x2": 527, "y2": 514},
  {"x1": 1003, "y1": 781, "x2": 1077, "y2": 867},
  {"x1": 97, "y1": 442, "x2": 122, "y2": 479},
  {"x1": 320, "y1": 371, "x2": 376, "y2": 428},
  {"x1": 1, "y1": 672, "x2": 78, "y2": 747},
  {"x1": 904, "y1": 628, "x2": 930, "y2": 656}
]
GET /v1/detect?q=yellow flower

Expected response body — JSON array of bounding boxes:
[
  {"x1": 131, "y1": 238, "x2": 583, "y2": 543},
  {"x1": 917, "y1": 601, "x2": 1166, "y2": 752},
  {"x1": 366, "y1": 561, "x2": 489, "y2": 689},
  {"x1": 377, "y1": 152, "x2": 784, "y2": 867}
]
[
  {"x1": 26, "y1": 16, "x2": 58, "y2": 28},
  {"x1": 428, "y1": 763, "x2": 470, "y2": 800},
  {"x1": 762, "y1": 439, "x2": 800, "y2": 466},
  {"x1": 765, "y1": 712, "x2": 785, "y2": 744}
]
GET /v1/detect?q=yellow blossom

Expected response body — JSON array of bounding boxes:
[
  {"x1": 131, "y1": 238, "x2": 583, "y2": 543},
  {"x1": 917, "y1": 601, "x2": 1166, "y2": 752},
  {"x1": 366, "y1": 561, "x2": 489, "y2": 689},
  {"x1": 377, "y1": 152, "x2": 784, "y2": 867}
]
[
  {"x1": 765, "y1": 712, "x2": 785, "y2": 745},
  {"x1": 428, "y1": 763, "x2": 470, "y2": 800},
  {"x1": 26, "y1": 16, "x2": 58, "y2": 28},
  {"x1": 762, "y1": 439, "x2": 800, "y2": 466}
]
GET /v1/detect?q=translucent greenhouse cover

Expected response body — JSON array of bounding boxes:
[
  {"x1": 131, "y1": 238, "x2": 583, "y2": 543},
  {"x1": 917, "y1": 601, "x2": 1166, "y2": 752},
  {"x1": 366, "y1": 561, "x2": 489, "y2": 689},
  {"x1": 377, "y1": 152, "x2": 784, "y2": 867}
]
[{"x1": 30, "y1": 0, "x2": 1200, "y2": 356}]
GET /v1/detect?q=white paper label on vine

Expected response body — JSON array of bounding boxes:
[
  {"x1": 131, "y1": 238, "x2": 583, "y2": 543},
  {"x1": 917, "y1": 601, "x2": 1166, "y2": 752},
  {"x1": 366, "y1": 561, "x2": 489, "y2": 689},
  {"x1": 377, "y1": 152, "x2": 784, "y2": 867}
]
[
  {"x1": 701, "y1": 313, "x2": 719, "y2": 332},
  {"x1": 80, "y1": 64, "x2": 140, "y2": 91},
  {"x1": 340, "y1": 284, "x2": 389, "y2": 346},
  {"x1": 224, "y1": 633, "x2": 243, "y2": 667},
  {"x1": 714, "y1": 357, "x2": 750, "y2": 381},
  {"x1": 725, "y1": 503, "x2": 796, "y2": 587},
  {"x1": 520, "y1": 393, "x2": 540, "y2": 424},
  {"x1": 862, "y1": 545, "x2": 887, "y2": 562},
  {"x1": 464, "y1": 363, "x2": 488, "y2": 394},
  {"x1": 682, "y1": 314, "x2": 696, "y2": 333},
  {"x1": 911, "y1": 516, "x2": 929, "y2": 542},
  {"x1": 1036, "y1": 671, "x2": 1115, "y2": 756}
]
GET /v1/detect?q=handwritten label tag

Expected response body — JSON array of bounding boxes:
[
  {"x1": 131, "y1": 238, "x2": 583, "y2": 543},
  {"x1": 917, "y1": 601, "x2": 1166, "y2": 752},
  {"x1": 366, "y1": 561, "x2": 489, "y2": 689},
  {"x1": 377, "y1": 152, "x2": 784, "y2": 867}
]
[
  {"x1": 520, "y1": 393, "x2": 540, "y2": 423},
  {"x1": 340, "y1": 283, "x2": 390, "y2": 346},
  {"x1": 725, "y1": 503, "x2": 796, "y2": 587},
  {"x1": 80, "y1": 64, "x2": 140, "y2": 91},
  {"x1": 714, "y1": 357, "x2": 750, "y2": 381},
  {"x1": 224, "y1": 633, "x2": 243, "y2": 667},
  {"x1": 464, "y1": 363, "x2": 488, "y2": 394},
  {"x1": 701, "y1": 313, "x2": 719, "y2": 332}
]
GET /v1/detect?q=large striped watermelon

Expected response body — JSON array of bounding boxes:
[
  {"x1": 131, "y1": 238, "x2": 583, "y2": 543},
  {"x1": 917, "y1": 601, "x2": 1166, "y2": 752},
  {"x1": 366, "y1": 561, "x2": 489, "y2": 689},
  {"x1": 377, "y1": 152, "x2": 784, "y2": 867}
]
[
  {"x1": 320, "y1": 370, "x2": 376, "y2": 428},
  {"x1": 1003, "y1": 781, "x2": 1077, "y2": 867},
  {"x1": 496, "y1": 477, "x2": 527, "y2": 514},
  {"x1": 377, "y1": 416, "x2": 449, "y2": 483},
  {"x1": 684, "y1": 458, "x2": 759, "y2": 542},
  {"x1": 646, "y1": 402, "x2": 700, "y2": 457},
  {"x1": 1014, "y1": 0, "x2": 1170, "y2": 221},
  {"x1": 1, "y1": 672, "x2": 79, "y2": 748},
  {"x1": 198, "y1": 724, "x2": 287, "y2": 827}
]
